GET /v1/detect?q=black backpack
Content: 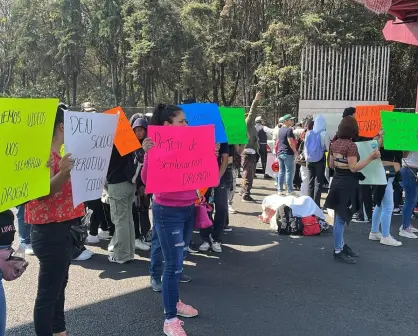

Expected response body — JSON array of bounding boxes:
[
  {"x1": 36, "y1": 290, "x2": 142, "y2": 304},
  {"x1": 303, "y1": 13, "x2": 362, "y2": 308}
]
[{"x1": 276, "y1": 205, "x2": 303, "y2": 235}]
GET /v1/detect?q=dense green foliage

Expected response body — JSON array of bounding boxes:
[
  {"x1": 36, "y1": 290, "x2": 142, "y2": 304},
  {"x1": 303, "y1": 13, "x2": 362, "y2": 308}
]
[{"x1": 0, "y1": 0, "x2": 417, "y2": 111}]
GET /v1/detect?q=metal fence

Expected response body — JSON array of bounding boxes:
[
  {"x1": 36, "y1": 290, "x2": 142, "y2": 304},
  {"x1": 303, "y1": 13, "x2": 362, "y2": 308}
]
[{"x1": 300, "y1": 45, "x2": 391, "y2": 102}]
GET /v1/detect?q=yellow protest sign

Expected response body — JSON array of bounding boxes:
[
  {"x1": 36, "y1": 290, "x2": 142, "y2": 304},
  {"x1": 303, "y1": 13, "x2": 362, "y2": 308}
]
[{"x1": 0, "y1": 98, "x2": 59, "y2": 212}]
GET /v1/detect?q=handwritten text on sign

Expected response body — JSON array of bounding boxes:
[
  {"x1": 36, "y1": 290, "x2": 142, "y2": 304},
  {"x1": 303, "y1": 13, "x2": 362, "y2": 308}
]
[
  {"x1": 381, "y1": 112, "x2": 418, "y2": 151},
  {"x1": 0, "y1": 98, "x2": 58, "y2": 212},
  {"x1": 64, "y1": 112, "x2": 118, "y2": 207},
  {"x1": 355, "y1": 105, "x2": 394, "y2": 137},
  {"x1": 218, "y1": 107, "x2": 248, "y2": 144},
  {"x1": 146, "y1": 125, "x2": 219, "y2": 193},
  {"x1": 104, "y1": 107, "x2": 141, "y2": 156}
]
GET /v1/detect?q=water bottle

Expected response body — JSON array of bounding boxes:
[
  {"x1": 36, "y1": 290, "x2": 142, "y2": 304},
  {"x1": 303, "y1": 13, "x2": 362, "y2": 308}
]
[{"x1": 371, "y1": 140, "x2": 378, "y2": 150}]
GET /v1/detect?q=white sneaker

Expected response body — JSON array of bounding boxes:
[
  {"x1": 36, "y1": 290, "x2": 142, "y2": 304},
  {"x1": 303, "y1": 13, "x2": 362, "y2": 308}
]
[
  {"x1": 228, "y1": 206, "x2": 237, "y2": 214},
  {"x1": 199, "y1": 242, "x2": 210, "y2": 252},
  {"x1": 135, "y1": 238, "x2": 151, "y2": 251},
  {"x1": 399, "y1": 228, "x2": 418, "y2": 239},
  {"x1": 369, "y1": 232, "x2": 383, "y2": 241},
  {"x1": 73, "y1": 249, "x2": 93, "y2": 261},
  {"x1": 399, "y1": 225, "x2": 418, "y2": 233},
  {"x1": 223, "y1": 227, "x2": 233, "y2": 232},
  {"x1": 108, "y1": 245, "x2": 114, "y2": 252},
  {"x1": 24, "y1": 243, "x2": 34, "y2": 255},
  {"x1": 86, "y1": 234, "x2": 100, "y2": 244},
  {"x1": 380, "y1": 236, "x2": 402, "y2": 247},
  {"x1": 98, "y1": 229, "x2": 110, "y2": 240},
  {"x1": 211, "y1": 241, "x2": 222, "y2": 253}
]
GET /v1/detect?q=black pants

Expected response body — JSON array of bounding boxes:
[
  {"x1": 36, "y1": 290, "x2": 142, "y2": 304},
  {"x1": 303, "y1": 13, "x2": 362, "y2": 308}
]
[
  {"x1": 201, "y1": 169, "x2": 231, "y2": 242},
  {"x1": 393, "y1": 179, "x2": 403, "y2": 209},
  {"x1": 102, "y1": 203, "x2": 115, "y2": 236},
  {"x1": 258, "y1": 144, "x2": 268, "y2": 175},
  {"x1": 85, "y1": 199, "x2": 107, "y2": 235},
  {"x1": 31, "y1": 220, "x2": 75, "y2": 336},
  {"x1": 358, "y1": 185, "x2": 373, "y2": 220},
  {"x1": 307, "y1": 160, "x2": 325, "y2": 207},
  {"x1": 133, "y1": 197, "x2": 151, "y2": 239},
  {"x1": 294, "y1": 164, "x2": 302, "y2": 189}
]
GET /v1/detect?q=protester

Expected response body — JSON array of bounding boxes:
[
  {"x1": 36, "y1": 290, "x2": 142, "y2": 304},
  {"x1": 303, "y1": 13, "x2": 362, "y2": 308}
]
[
  {"x1": 399, "y1": 151, "x2": 418, "y2": 239},
  {"x1": 132, "y1": 117, "x2": 152, "y2": 250},
  {"x1": 142, "y1": 104, "x2": 198, "y2": 336},
  {"x1": 25, "y1": 104, "x2": 85, "y2": 336},
  {"x1": 277, "y1": 114, "x2": 298, "y2": 195},
  {"x1": 200, "y1": 142, "x2": 230, "y2": 253},
  {"x1": 80, "y1": 102, "x2": 97, "y2": 113},
  {"x1": 304, "y1": 115, "x2": 330, "y2": 206},
  {"x1": 240, "y1": 92, "x2": 264, "y2": 202},
  {"x1": 0, "y1": 209, "x2": 17, "y2": 336},
  {"x1": 106, "y1": 125, "x2": 140, "y2": 263},
  {"x1": 227, "y1": 145, "x2": 240, "y2": 215},
  {"x1": 298, "y1": 119, "x2": 314, "y2": 196},
  {"x1": 325, "y1": 116, "x2": 380, "y2": 264},
  {"x1": 16, "y1": 205, "x2": 33, "y2": 255},
  {"x1": 255, "y1": 116, "x2": 274, "y2": 178},
  {"x1": 369, "y1": 147, "x2": 403, "y2": 246}
]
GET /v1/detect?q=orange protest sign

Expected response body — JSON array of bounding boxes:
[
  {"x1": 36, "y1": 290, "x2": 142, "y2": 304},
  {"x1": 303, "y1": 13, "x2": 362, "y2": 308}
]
[
  {"x1": 104, "y1": 107, "x2": 141, "y2": 156},
  {"x1": 355, "y1": 105, "x2": 394, "y2": 137}
]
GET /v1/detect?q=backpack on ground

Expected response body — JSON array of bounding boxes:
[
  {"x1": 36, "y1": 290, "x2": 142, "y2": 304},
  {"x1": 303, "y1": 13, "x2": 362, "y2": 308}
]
[
  {"x1": 305, "y1": 131, "x2": 324, "y2": 163},
  {"x1": 301, "y1": 216, "x2": 321, "y2": 236},
  {"x1": 276, "y1": 205, "x2": 303, "y2": 235}
]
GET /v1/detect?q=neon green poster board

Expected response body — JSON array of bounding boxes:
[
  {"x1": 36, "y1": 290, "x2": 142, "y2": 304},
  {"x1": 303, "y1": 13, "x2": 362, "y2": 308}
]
[
  {"x1": 381, "y1": 112, "x2": 418, "y2": 151},
  {"x1": 218, "y1": 107, "x2": 248, "y2": 145},
  {"x1": 0, "y1": 98, "x2": 59, "y2": 211}
]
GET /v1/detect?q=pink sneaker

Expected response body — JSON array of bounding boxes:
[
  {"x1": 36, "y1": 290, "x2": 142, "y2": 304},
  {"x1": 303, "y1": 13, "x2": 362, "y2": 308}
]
[
  {"x1": 176, "y1": 300, "x2": 199, "y2": 318},
  {"x1": 163, "y1": 319, "x2": 187, "y2": 336}
]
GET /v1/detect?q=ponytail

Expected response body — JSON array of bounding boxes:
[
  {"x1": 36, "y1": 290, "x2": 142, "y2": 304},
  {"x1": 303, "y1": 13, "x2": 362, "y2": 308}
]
[{"x1": 149, "y1": 103, "x2": 182, "y2": 126}]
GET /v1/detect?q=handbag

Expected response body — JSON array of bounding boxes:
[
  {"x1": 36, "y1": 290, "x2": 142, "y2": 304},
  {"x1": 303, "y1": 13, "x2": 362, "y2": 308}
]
[
  {"x1": 0, "y1": 249, "x2": 28, "y2": 281},
  {"x1": 194, "y1": 198, "x2": 213, "y2": 230}
]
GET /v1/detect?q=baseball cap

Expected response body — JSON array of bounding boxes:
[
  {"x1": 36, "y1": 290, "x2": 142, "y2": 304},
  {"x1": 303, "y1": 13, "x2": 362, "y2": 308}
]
[
  {"x1": 342, "y1": 107, "x2": 356, "y2": 118},
  {"x1": 255, "y1": 116, "x2": 263, "y2": 123},
  {"x1": 281, "y1": 114, "x2": 295, "y2": 121},
  {"x1": 132, "y1": 118, "x2": 148, "y2": 129},
  {"x1": 81, "y1": 102, "x2": 97, "y2": 113}
]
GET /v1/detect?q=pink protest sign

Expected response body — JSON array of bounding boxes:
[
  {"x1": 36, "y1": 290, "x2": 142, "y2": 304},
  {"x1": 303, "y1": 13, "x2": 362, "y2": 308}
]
[{"x1": 145, "y1": 125, "x2": 219, "y2": 193}]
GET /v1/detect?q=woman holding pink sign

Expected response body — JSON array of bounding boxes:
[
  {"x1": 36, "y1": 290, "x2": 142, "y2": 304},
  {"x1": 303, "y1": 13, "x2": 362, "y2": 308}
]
[{"x1": 141, "y1": 104, "x2": 198, "y2": 336}]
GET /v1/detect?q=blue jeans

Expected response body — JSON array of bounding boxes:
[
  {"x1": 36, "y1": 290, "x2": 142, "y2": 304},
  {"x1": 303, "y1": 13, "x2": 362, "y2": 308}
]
[
  {"x1": 371, "y1": 178, "x2": 394, "y2": 237},
  {"x1": 401, "y1": 167, "x2": 418, "y2": 229},
  {"x1": 333, "y1": 214, "x2": 345, "y2": 251},
  {"x1": 0, "y1": 279, "x2": 5, "y2": 336},
  {"x1": 17, "y1": 205, "x2": 31, "y2": 244},
  {"x1": 150, "y1": 203, "x2": 195, "y2": 320},
  {"x1": 278, "y1": 154, "x2": 295, "y2": 192}
]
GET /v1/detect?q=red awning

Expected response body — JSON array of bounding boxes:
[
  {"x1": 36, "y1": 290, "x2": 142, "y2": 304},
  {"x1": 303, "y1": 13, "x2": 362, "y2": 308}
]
[
  {"x1": 354, "y1": 1, "x2": 418, "y2": 20},
  {"x1": 389, "y1": 0, "x2": 418, "y2": 21}
]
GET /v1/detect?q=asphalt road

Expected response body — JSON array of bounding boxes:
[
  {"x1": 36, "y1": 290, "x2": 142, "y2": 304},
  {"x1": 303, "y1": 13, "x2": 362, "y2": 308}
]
[{"x1": 5, "y1": 177, "x2": 418, "y2": 336}]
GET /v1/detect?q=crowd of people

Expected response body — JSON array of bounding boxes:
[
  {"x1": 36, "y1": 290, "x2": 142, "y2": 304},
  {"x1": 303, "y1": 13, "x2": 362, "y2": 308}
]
[{"x1": 0, "y1": 96, "x2": 417, "y2": 336}]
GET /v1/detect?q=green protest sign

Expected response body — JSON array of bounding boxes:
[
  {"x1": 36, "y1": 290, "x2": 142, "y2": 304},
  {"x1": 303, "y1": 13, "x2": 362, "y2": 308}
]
[
  {"x1": 381, "y1": 112, "x2": 418, "y2": 151},
  {"x1": 219, "y1": 107, "x2": 248, "y2": 145}
]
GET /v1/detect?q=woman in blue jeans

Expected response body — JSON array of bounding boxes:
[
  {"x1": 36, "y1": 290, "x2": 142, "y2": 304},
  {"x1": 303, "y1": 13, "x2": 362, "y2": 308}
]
[
  {"x1": 369, "y1": 149, "x2": 403, "y2": 246},
  {"x1": 325, "y1": 116, "x2": 380, "y2": 264},
  {"x1": 399, "y1": 151, "x2": 418, "y2": 239},
  {"x1": 141, "y1": 104, "x2": 199, "y2": 336}
]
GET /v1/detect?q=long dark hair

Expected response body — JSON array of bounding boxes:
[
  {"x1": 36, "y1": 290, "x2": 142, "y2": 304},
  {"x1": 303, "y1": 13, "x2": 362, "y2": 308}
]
[
  {"x1": 53, "y1": 103, "x2": 66, "y2": 135},
  {"x1": 337, "y1": 116, "x2": 359, "y2": 140},
  {"x1": 149, "y1": 104, "x2": 182, "y2": 126}
]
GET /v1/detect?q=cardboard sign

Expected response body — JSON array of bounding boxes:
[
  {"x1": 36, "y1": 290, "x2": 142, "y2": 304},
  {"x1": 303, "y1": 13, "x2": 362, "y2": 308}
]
[
  {"x1": 355, "y1": 140, "x2": 387, "y2": 185},
  {"x1": 355, "y1": 105, "x2": 394, "y2": 137},
  {"x1": 381, "y1": 112, "x2": 418, "y2": 151},
  {"x1": 64, "y1": 112, "x2": 118, "y2": 207},
  {"x1": 104, "y1": 107, "x2": 141, "y2": 155},
  {"x1": 145, "y1": 125, "x2": 219, "y2": 193},
  {"x1": 0, "y1": 98, "x2": 59, "y2": 211},
  {"x1": 179, "y1": 103, "x2": 228, "y2": 143},
  {"x1": 219, "y1": 107, "x2": 248, "y2": 144}
]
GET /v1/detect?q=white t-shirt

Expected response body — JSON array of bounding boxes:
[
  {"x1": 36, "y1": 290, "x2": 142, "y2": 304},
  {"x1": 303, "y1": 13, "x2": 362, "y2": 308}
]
[{"x1": 403, "y1": 151, "x2": 418, "y2": 168}]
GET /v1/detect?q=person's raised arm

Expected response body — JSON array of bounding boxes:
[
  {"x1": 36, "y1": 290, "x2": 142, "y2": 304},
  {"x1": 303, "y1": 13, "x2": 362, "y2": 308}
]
[
  {"x1": 49, "y1": 153, "x2": 73, "y2": 196},
  {"x1": 246, "y1": 92, "x2": 264, "y2": 127},
  {"x1": 347, "y1": 149, "x2": 380, "y2": 173}
]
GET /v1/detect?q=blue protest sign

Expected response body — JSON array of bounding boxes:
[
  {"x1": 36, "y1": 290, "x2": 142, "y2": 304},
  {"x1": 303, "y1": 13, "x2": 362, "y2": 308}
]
[{"x1": 179, "y1": 103, "x2": 228, "y2": 143}]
